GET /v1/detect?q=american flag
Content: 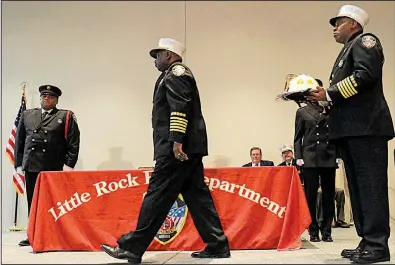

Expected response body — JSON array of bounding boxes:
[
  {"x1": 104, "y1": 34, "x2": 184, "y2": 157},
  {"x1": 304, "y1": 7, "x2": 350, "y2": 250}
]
[
  {"x1": 167, "y1": 205, "x2": 187, "y2": 227},
  {"x1": 5, "y1": 91, "x2": 27, "y2": 195}
]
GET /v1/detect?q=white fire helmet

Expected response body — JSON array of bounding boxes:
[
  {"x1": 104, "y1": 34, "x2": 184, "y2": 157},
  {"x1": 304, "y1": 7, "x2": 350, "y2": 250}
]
[{"x1": 286, "y1": 74, "x2": 319, "y2": 93}]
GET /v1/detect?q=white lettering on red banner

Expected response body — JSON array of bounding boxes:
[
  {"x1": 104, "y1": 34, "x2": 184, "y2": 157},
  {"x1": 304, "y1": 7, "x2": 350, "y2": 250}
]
[{"x1": 47, "y1": 171, "x2": 286, "y2": 221}]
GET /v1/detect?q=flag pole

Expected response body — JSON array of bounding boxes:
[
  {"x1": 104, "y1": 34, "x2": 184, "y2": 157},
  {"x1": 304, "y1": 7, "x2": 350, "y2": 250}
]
[
  {"x1": 9, "y1": 192, "x2": 23, "y2": 231},
  {"x1": 9, "y1": 82, "x2": 27, "y2": 232}
]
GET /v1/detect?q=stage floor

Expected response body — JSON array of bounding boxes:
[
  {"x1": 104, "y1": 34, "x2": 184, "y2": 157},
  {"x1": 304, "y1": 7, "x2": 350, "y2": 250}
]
[{"x1": 2, "y1": 228, "x2": 394, "y2": 264}]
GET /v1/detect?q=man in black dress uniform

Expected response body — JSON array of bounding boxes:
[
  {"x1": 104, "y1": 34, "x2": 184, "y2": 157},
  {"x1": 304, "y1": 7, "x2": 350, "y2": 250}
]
[
  {"x1": 101, "y1": 38, "x2": 230, "y2": 263},
  {"x1": 15, "y1": 85, "x2": 80, "y2": 246},
  {"x1": 308, "y1": 4, "x2": 394, "y2": 263},
  {"x1": 294, "y1": 79, "x2": 337, "y2": 243}
]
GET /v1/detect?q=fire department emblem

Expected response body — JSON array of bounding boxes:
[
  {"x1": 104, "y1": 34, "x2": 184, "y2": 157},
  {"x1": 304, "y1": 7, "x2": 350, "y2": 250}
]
[
  {"x1": 362, "y1": 35, "x2": 376, "y2": 49},
  {"x1": 154, "y1": 194, "x2": 188, "y2": 245}
]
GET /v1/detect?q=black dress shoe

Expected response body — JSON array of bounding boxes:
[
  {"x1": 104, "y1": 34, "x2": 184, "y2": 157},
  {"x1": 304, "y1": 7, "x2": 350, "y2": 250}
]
[
  {"x1": 335, "y1": 220, "x2": 350, "y2": 228},
  {"x1": 351, "y1": 250, "x2": 390, "y2": 264},
  {"x1": 101, "y1": 245, "x2": 141, "y2": 264},
  {"x1": 341, "y1": 246, "x2": 363, "y2": 258},
  {"x1": 310, "y1": 235, "x2": 321, "y2": 242},
  {"x1": 191, "y1": 249, "x2": 231, "y2": 259},
  {"x1": 18, "y1": 239, "x2": 30, "y2": 247},
  {"x1": 322, "y1": 235, "x2": 333, "y2": 242}
]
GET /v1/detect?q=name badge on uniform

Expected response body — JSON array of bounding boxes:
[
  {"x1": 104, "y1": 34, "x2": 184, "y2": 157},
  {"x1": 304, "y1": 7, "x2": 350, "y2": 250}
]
[
  {"x1": 57, "y1": 118, "x2": 62, "y2": 124},
  {"x1": 338, "y1": 60, "x2": 344, "y2": 68}
]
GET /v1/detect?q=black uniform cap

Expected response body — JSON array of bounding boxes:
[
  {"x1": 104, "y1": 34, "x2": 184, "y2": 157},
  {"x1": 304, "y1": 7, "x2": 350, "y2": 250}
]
[{"x1": 39, "y1": 85, "x2": 62, "y2": 97}]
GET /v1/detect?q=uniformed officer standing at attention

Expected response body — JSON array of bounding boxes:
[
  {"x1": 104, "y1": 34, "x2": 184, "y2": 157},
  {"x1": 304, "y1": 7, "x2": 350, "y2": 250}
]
[
  {"x1": 294, "y1": 79, "x2": 337, "y2": 243},
  {"x1": 101, "y1": 38, "x2": 230, "y2": 264},
  {"x1": 14, "y1": 85, "x2": 80, "y2": 247},
  {"x1": 308, "y1": 5, "x2": 394, "y2": 263}
]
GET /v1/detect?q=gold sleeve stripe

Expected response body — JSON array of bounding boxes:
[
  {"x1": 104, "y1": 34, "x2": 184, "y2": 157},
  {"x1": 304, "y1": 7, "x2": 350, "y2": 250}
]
[
  {"x1": 341, "y1": 80, "x2": 354, "y2": 97},
  {"x1": 342, "y1": 80, "x2": 354, "y2": 97},
  {"x1": 170, "y1": 128, "x2": 186, "y2": 133},
  {"x1": 337, "y1": 76, "x2": 358, "y2": 98},
  {"x1": 171, "y1": 112, "x2": 186, "y2": 118},
  {"x1": 171, "y1": 121, "x2": 187, "y2": 128},
  {"x1": 337, "y1": 82, "x2": 350, "y2": 98},
  {"x1": 170, "y1": 125, "x2": 186, "y2": 131},
  {"x1": 170, "y1": 116, "x2": 188, "y2": 125},
  {"x1": 350, "y1": 75, "x2": 358, "y2": 87},
  {"x1": 344, "y1": 78, "x2": 357, "y2": 95},
  {"x1": 170, "y1": 112, "x2": 188, "y2": 133}
]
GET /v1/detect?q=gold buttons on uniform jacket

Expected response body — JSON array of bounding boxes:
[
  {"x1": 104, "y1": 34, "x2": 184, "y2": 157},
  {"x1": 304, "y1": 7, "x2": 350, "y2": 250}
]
[
  {"x1": 316, "y1": 125, "x2": 319, "y2": 127},
  {"x1": 317, "y1": 141, "x2": 320, "y2": 144},
  {"x1": 32, "y1": 139, "x2": 35, "y2": 142},
  {"x1": 44, "y1": 139, "x2": 47, "y2": 142},
  {"x1": 31, "y1": 147, "x2": 35, "y2": 150},
  {"x1": 33, "y1": 130, "x2": 37, "y2": 133},
  {"x1": 44, "y1": 130, "x2": 48, "y2": 134},
  {"x1": 43, "y1": 149, "x2": 46, "y2": 152},
  {"x1": 316, "y1": 133, "x2": 319, "y2": 136}
]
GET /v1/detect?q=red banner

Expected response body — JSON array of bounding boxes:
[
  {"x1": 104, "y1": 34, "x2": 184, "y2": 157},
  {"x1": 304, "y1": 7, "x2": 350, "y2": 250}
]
[{"x1": 27, "y1": 167, "x2": 310, "y2": 253}]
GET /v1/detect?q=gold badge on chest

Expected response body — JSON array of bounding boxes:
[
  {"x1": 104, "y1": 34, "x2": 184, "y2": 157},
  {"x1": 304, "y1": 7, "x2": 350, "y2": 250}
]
[{"x1": 338, "y1": 60, "x2": 344, "y2": 67}]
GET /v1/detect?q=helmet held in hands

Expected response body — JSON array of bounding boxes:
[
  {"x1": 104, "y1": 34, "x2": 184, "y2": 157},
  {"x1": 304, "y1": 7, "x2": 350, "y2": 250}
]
[{"x1": 276, "y1": 74, "x2": 319, "y2": 103}]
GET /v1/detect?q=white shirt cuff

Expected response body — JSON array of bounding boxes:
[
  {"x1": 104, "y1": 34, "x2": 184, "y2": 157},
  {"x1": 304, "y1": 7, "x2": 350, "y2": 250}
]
[{"x1": 326, "y1": 91, "x2": 332, "y2": 101}]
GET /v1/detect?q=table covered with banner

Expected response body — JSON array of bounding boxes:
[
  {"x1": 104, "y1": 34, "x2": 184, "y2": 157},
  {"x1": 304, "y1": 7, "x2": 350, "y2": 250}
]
[{"x1": 27, "y1": 166, "x2": 311, "y2": 253}]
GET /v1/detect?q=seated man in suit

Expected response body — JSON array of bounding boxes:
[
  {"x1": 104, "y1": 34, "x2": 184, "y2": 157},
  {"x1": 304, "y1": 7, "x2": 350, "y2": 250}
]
[
  {"x1": 277, "y1": 144, "x2": 303, "y2": 185},
  {"x1": 242, "y1": 147, "x2": 274, "y2": 167}
]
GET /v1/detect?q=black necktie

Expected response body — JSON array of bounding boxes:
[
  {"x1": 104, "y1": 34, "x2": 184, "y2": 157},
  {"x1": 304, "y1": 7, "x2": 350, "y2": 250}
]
[{"x1": 42, "y1": 112, "x2": 48, "y2": 120}]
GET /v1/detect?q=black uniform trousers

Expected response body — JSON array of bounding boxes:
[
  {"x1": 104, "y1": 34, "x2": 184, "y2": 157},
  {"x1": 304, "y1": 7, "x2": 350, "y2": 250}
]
[
  {"x1": 336, "y1": 136, "x2": 390, "y2": 253},
  {"x1": 302, "y1": 167, "x2": 336, "y2": 236},
  {"x1": 25, "y1": 171, "x2": 40, "y2": 216},
  {"x1": 117, "y1": 155, "x2": 228, "y2": 257}
]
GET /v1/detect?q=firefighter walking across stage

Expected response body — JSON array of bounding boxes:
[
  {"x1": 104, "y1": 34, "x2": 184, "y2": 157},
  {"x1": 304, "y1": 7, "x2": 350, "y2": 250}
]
[{"x1": 100, "y1": 38, "x2": 230, "y2": 263}]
